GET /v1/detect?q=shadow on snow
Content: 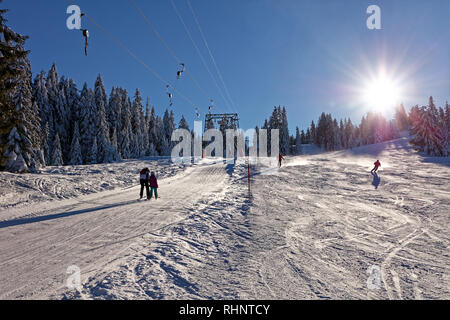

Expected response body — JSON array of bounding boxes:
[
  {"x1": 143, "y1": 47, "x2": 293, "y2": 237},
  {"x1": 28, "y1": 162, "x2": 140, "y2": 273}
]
[{"x1": 0, "y1": 200, "x2": 138, "y2": 229}]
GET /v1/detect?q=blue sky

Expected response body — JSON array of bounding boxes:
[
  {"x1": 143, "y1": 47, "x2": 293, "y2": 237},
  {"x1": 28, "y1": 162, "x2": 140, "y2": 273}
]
[{"x1": 5, "y1": 0, "x2": 450, "y2": 132}]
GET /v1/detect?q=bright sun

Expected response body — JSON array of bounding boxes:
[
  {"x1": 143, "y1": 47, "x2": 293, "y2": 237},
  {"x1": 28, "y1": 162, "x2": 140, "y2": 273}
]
[{"x1": 362, "y1": 74, "x2": 402, "y2": 111}]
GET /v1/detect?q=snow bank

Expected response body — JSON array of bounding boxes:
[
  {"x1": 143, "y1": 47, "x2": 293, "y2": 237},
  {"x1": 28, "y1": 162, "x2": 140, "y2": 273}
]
[{"x1": 0, "y1": 158, "x2": 190, "y2": 210}]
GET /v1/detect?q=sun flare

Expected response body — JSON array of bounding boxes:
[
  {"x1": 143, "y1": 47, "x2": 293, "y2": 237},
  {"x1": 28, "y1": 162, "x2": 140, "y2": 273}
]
[{"x1": 362, "y1": 74, "x2": 402, "y2": 112}]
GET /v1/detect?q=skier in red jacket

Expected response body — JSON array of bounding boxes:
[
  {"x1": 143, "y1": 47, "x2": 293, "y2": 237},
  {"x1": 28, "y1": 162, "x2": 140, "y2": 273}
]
[
  {"x1": 149, "y1": 171, "x2": 158, "y2": 200},
  {"x1": 371, "y1": 160, "x2": 381, "y2": 173}
]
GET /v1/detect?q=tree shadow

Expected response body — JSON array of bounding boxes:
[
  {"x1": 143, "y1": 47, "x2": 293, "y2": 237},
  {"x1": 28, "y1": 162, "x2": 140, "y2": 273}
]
[
  {"x1": 420, "y1": 155, "x2": 450, "y2": 168},
  {"x1": 371, "y1": 172, "x2": 380, "y2": 189},
  {"x1": 0, "y1": 200, "x2": 138, "y2": 229},
  {"x1": 344, "y1": 137, "x2": 411, "y2": 157}
]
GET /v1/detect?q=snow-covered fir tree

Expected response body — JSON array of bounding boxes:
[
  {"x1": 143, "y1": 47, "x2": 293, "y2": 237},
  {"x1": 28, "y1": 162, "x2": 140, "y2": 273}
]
[
  {"x1": 107, "y1": 87, "x2": 122, "y2": 145},
  {"x1": 86, "y1": 136, "x2": 98, "y2": 164},
  {"x1": 142, "y1": 98, "x2": 150, "y2": 155},
  {"x1": 51, "y1": 132, "x2": 63, "y2": 166},
  {"x1": 79, "y1": 83, "x2": 97, "y2": 164},
  {"x1": 295, "y1": 127, "x2": 302, "y2": 154},
  {"x1": 410, "y1": 97, "x2": 447, "y2": 156},
  {"x1": 118, "y1": 89, "x2": 133, "y2": 159},
  {"x1": 131, "y1": 88, "x2": 145, "y2": 157},
  {"x1": 179, "y1": 115, "x2": 190, "y2": 130},
  {"x1": 395, "y1": 104, "x2": 409, "y2": 132},
  {"x1": 263, "y1": 106, "x2": 290, "y2": 155},
  {"x1": 95, "y1": 75, "x2": 119, "y2": 163},
  {"x1": 0, "y1": 9, "x2": 44, "y2": 172},
  {"x1": 69, "y1": 122, "x2": 82, "y2": 165},
  {"x1": 162, "y1": 109, "x2": 176, "y2": 156}
]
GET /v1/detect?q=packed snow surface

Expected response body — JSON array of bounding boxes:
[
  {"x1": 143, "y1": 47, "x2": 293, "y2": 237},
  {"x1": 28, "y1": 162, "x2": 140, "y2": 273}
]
[{"x1": 0, "y1": 137, "x2": 448, "y2": 299}]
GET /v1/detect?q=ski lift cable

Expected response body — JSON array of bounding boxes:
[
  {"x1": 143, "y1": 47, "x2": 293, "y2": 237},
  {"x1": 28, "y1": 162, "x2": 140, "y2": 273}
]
[
  {"x1": 64, "y1": 1, "x2": 199, "y2": 109},
  {"x1": 169, "y1": 0, "x2": 229, "y2": 114},
  {"x1": 169, "y1": 0, "x2": 233, "y2": 114},
  {"x1": 128, "y1": 0, "x2": 222, "y2": 114},
  {"x1": 187, "y1": 0, "x2": 238, "y2": 113},
  {"x1": 128, "y1": 0, "x2": 181, "y2": 64}
]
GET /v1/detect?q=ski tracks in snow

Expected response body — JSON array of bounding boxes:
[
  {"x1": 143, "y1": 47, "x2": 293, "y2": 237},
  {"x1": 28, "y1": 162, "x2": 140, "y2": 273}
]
[
  {"x1": 246, "y1": 138, "x2": 449, "y2": 300},
  {"x1": 58, "y1": 161, "x2": 254, "y2": 300}
]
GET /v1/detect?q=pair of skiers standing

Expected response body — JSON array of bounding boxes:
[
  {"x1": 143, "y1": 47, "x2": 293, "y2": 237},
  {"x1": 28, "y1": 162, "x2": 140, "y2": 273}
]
[{"x1": 140, "y1": 168, "x2": 158, "y2": 200}]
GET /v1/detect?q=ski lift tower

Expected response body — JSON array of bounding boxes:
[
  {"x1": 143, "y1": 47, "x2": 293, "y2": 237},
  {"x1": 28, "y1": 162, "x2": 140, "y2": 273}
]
[{"x1": 204, "y1": 113, "x2": 240, "y2": 132}]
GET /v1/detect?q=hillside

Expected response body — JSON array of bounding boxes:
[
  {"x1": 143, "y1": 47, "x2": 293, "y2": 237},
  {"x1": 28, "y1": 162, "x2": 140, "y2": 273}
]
[{"x1": 0, "y1": 137, "x2": 448, "y2": 299}]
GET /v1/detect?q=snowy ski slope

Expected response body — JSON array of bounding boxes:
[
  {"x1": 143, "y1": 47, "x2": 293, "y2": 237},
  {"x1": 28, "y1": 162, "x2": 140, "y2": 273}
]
[{"x1": 0, "y1": 137, "x2": 448, "y2": 299}]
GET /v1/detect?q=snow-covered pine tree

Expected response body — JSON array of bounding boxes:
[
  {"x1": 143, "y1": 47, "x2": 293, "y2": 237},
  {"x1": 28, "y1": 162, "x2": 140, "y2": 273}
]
[
  {"x1": 59, "y1": 77, "x2": 79, "y2": 163},
  {"x1": 131, "y1": 89, "x2": 145, "y2": 157},
  {"x1": 147, "y1": 105, "x2": 157, "y2": 155},
  {"x1": 154, "y1": 116, "x2": 165, "y2": 155},
  {"x1": 394, "y1": 104, "x2": 409, "y2": 132},
  {"x1": 254, "y1": 125, "x2": 260, "y2": 156},
  {"x1": 410, "y1": 101, "x2": 445, "y2": 156},
  {"x1": 44, "y1": 63, "x2": 59, "y2": 146},
  {"x1": 295, "y1": 127, "x2": 302, "y2": 154},
  {"x1": 339, "y1": 119, "x2": 345, "y2": 149},
  {"x1": 266, "y1": 106, "x2": 290, "y2": 154},
  {"x1": 51, "y1": 132, "x2": 63, "y2": 166},
  {"x1": 110, "y1": 126, "x2": 119, "y2": 157},
  {"x1": 179, "y1": 115, "x2": 190, "y2": 130},
  {"x1": 325, "y1": 114, "x2": 335, "y2": 150},
  {"x1": 445, "y1": 102, "x2": 450, "y2": 129},
  {"x1": 280, "y1": 107, "x2": 290, "y2": 154},
  {"x1": 62, "y1": 78, "x2": 79, "y2": 118},
  {"x1": 41, "y1": 121, "x2": 50, "y2": 164},
  {"x1": 86, "y1": 136, "x2": 98, "y2": 164},
  {"x1": 118, "y1": 89, "x2": 133, "y2": 159},
  {"x1": 388, "y1": 119, "x2": 399, "y2": 141},
  {"x1": 310, "y1": 120, "x2": 316, "y2": 145},
  {"x1": 142, "y1": 98, "x2": 150, "y2": 155},
  {"x1": 32, "y1": 70, "x2": 51, "y2": 163},
  {"x1": 33, "y1": 71, "x2": 49, "y2": 124},
  {"x1": 15, "y1": 55, "x2": 44, "y2": 169},
  {"x1": 0, "y1": 10, "x2": 43, "y2": 172},
  {"x1": 69, "y1": 122, "x2": 82, "y2": 165},
  {"x1": 162, "y1": 109, "x2": 176, "y2": 155},
  {"x1": 442, "y1": 102, "x2": 450, "y2": 156},
  {"x1": 316, "y1": 112, "x2": 327, "y2": 148},
  {"x1": 55, "y1": 78, "x2": 71, "y2": 163},
  {"x1": 305, "y1": 128, "x2": 311, "y2": 144},
  {"x1": 160, "y1": 136, "x2": 170, "y2": 157},
  {"x1": 148, "y1": 142, "x2": 157, "y2": 157},
  {"x1": 289, "y1": 134, "x2": 296, "y2": 154},
  {"x1": 344, "y1": 118, "x2": 354, "y2": 149},
  {"x1": 79, "y1": 83, "x2": 97, "y2": 163},
  {"x1": 374, "y1": 115, "x2": 388, "y2": 143},
  {"x1": 332, "y1": 118, "x2": 340, "y2": 150},
  {"x1": 95, "y1": 74, "x2": 119, "y2": 163},
  {"x1": 107, "y1": 87, "x2": 121, "y2": 146},
  {"x1": 260, "y1": 119, "x2": 270, "y2": 156}
]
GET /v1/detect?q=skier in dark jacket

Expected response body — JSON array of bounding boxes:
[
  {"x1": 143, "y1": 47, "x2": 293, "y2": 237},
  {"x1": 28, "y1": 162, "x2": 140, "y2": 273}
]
[
  {"x1": 149, "y1": 171, "x2": 158, "y2": 200},
  {"x1": 278, "y1": 154, "x2": 284, "y2": 168},
  {"x1": 139, "y1": 168, "x2": 150, "y2": 199},
  {"x1": 371, "y1": 160, "x2": 381, "y2": 173}
]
